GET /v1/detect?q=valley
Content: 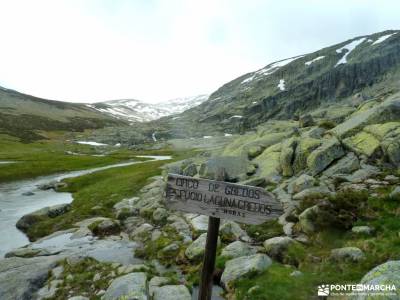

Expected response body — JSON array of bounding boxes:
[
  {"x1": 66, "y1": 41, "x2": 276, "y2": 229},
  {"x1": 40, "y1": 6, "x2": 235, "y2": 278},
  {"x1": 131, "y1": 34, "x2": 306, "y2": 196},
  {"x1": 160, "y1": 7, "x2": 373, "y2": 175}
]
[{"x1": 1, "y1": 29, "x2": 400, "y2": 300}]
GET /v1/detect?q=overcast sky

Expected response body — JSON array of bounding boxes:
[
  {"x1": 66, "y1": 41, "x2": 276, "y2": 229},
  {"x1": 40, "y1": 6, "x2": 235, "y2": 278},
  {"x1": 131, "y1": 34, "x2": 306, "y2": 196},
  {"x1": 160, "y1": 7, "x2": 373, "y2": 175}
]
[{"x1": 0, "y1": 0, "x2": 399, "y2": 103}]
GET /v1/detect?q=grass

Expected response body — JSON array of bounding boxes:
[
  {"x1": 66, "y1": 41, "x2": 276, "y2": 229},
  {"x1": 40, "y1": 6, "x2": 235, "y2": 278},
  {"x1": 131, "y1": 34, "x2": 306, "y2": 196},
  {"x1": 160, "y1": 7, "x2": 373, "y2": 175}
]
[
  {"x1": 0, "y1": 133, "x2": 182, "y2": 182},
  {"x1": 48, "y1": 258, "x2": 119, "y2": 300},
  {"x1": 233, "y1": 191, "x2": 400, "y2": 299},
  {"x1": 25, "y1": 149, "x2": 194, "y2": 240}
]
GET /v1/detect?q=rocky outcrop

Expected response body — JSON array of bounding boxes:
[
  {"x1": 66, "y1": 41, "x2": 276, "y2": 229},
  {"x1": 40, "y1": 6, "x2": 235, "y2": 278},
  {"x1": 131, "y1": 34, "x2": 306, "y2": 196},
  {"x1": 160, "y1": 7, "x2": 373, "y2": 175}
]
[
  {"x1": 0, "y1": 255, "x2": 61, "y2": 300},
  {"x1": 307, "y1": 138, "x2": 345, "y2": 175}
]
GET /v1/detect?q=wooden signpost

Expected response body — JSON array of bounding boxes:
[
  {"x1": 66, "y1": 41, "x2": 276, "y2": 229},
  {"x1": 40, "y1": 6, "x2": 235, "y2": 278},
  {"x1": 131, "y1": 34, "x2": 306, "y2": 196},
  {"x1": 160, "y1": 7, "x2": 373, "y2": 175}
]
[{"x1": 165, "y1": 169, "x2": 283, "y2": 300}]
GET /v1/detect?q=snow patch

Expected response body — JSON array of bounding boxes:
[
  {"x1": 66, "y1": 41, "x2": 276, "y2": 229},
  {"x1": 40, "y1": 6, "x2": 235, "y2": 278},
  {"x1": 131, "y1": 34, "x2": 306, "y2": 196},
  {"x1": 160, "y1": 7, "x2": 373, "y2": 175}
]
[
  {"x1": 305, "y1": 56, "x2": 325, "y2": 66},
  {"x1": 224, "y1": 133, "x2": 233, "y2": 137},
  {"x1": 372, "y1": 33, "x2": 397, "y2": 45},
  {"x1": 335, "y1": 38, "x2": 366, "y2": 67},
  {"x1": 152, "y1": 132, "x2": 157, "y2": 142},
  {"x1": 229, "y1": 115, "x2": 243, "y2": 119},
  {"x1": 278, "y1": 79, "x2": 286, "y2": 91},
  {"x1": 76, "y1": 141, "x2": 108, "y2": 146},
  {"x1": 203, "y1": 136, "x2": 212, "y2": 139}
]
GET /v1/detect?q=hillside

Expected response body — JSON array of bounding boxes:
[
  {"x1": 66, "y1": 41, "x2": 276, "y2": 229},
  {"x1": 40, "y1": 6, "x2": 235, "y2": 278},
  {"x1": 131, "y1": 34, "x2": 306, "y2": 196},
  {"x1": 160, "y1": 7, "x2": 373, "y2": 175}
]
[
  {"x1": 0, "y1": 87, "x2": 125, "y2": 141},
  {"x1": 87, "y1": 94, "x2": 208, "y2": 123},
  {"x1": 151, "y1": 30, "x2": 400, "y2": 139}
]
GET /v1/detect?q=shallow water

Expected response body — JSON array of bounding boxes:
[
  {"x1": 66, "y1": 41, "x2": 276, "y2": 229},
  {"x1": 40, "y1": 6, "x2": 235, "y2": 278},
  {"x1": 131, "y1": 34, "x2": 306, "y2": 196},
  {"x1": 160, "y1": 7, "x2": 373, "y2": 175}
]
[{"x1": 0, "y1": 155, "x2": 171, "y2": 257}]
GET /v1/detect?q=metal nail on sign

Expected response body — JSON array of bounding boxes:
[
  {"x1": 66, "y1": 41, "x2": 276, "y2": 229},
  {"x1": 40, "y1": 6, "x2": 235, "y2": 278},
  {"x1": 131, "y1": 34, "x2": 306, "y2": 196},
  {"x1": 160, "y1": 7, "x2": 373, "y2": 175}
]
[{"x1": 165, "y1": 174, "x2": 283, "y2": 225}]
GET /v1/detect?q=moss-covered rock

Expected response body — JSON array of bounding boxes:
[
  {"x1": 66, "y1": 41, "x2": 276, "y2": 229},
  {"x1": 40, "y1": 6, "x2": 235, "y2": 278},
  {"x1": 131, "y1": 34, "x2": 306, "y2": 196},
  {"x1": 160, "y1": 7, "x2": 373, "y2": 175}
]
[
  {"x1": 254, "y1": 144, "x2": 282, "y2": 183},
  {"x1": 292, "y1": 138, "x2": 321, "y2": 174},
  {"x1": 307, "y1": 138, "x2": 345, "y2": 175},
  {"x1": 343, "y1": 131, "x2": 381, "y2": 157}
]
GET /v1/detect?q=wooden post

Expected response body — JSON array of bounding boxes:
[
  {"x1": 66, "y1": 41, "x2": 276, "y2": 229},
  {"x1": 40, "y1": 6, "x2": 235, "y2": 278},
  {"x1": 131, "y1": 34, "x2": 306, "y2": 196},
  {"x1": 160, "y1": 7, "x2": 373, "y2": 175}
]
[{"x1": 198, "y1": 168, "x2": 225, "y2": 300}]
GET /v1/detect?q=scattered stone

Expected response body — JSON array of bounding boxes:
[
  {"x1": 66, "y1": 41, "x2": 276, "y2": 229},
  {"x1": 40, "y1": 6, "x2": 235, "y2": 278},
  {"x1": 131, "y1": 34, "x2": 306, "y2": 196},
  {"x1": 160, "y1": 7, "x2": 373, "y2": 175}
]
[
  {"x1": 352, "y1": 226, "x2": 374, "y2": 235},
  {"x1": 221, "y1": 254, "x2": 272, "y2": 291},
  {"x1": 102, "y1": 272, "x2": 147, "y2": 300},
  {"x1": 185, "y1": 233, "x2": 220, "y2": 260},
  {"x1": 219, "y1": 221, "x2": 250, "y2": 242},
  {"x1": 221, "y1": 241, "x2": 257, "y2": 259},
  {"x1": 117, "y1": 264, "x2": 149, "y2": 275},
  {"x1": 152, "y1": 207, "x2": 168, "y2": 223},
  {"x1": 149, "y1": 277, "x2": 171, "y2": 297},
  {"x1": 183, "y1": 163, "x2": 198, "y2": 177},
  {"x1": 113, "y1": 198, "x2": 140, "y2": 220},
  {"x1": 290, "y1": 270, "x2": 303, "y2": 277},
  {"x1": 330, "y1": 247, "x2": 365, "y2": 262},
  {"x1": 153, "y1": 285, "x2": 191, "y2": 300},
  {"x1": 130, "y1": 223, "x2": 154, "y2": 242},
  {"x1": 287, "y1": 174, "x2": 316, "y2": 194},
  {"x1": 283, "y1": 222, "x2": 295, "y2": 236},
  {"x1": 187, "y1": 214, "x2": 209, "y2": 232},
  {"x1": 68, "y1": 296, "x2": 89, "y2": 300},
  {"x1": 90, "y1": 219, "x2": 120, "y2": 237},
  {"x1": 384, "y1": 175, "x2": 399, "y2": 184}
]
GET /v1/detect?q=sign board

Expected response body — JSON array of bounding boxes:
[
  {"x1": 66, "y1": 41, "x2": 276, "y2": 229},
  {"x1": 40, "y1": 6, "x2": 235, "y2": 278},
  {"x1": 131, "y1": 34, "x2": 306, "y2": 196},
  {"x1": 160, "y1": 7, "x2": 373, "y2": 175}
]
[{"x1": 165, "y1": 174, "x2": 283, "y2": 225}]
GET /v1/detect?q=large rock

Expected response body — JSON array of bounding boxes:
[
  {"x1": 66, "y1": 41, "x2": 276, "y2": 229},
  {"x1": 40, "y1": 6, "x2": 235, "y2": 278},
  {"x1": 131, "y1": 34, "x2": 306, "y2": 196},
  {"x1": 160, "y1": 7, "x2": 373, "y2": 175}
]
[
  {"x1": 280, "y1": 138, "x2": 297, "y2": 177},
  {"x1": 102, "y1": 272, "x2": 147, "y2": 300},
  {"x1": 343, "y1": 132, "x2": 381, "y2": 157},
  {"x1": 153, "y1": 285, "x2": 191, "y2": 300},
  {"x1": 352, "y1": 261, "x2": 400, "y2": 300},
  {"x1": 323, "y1": 152, "x2": 360, "y2": 177},
  {"x1": 16, "y1": 204, "x2": 71, "y2": 231},
  {"x1": 254, "y1": 144, "x2": 282, "y2": 183},
  {"x1": 220, "y1": 254, "x2": 272, "y2": 291},
  {"x1": 0, "y1": 255, "x2": 61, "y2": 300},
  {"x1": 298, "y1": 203, "x2": 333, "y2": 234},
  {"x1": 221, "y1": 241, "x2": 257, "y2": 259},
  {"x1": 330, "y1": 247, "x2": 365, "y2": 262},
  {"x1": 307, "y1": 138, "x2": 345, "y2": 175},
  {"x1": 263, "y1": 236, "x2": 297, "y2": 261}
]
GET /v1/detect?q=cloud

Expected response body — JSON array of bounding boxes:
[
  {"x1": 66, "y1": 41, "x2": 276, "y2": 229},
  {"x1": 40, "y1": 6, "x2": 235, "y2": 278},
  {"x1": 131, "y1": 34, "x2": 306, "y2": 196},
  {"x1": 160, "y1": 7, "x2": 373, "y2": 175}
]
[{"x1": 0, "y1": 0, "x2": 399, "y2": 103}]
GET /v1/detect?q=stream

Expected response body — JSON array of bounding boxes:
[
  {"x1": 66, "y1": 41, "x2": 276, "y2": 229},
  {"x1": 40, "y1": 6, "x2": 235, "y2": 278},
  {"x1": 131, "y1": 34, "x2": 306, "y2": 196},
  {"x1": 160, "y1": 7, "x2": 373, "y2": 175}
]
[{"x1": 0, "y1": 156, "x2": 171, "y2": 257}]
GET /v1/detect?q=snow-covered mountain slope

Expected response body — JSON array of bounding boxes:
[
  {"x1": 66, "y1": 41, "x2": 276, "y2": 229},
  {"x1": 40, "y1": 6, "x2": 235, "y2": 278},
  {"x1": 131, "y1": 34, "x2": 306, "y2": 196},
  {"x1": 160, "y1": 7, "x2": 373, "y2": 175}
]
[{"x1": 86, "y1": 94, "x2": 209, "y2": 122}]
